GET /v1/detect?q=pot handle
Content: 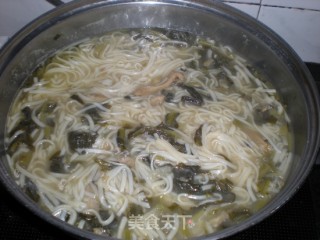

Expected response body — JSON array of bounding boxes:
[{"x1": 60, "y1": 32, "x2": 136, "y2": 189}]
[{"x1": 46, "y1": 0, "x2": 65, "y2": 7}]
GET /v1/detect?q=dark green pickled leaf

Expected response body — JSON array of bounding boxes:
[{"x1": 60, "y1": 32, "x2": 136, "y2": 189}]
[
  {"x1": 165, "y1": 112, "x2": 179, "y2": 128},
  {"x1": 17, "y1": 151, "x2": 33, "y2": 168},
  {"x1": 49, "y1": 151, "x2": 77, "y2": 173},
  {"x1": 79, "y1": 210, "x2": 115, "y2": 233},
  {"x1": 99, "y1": 210, "x2": 112, "y2": 221},
  {"x1": 194, "y1": 125, "x2": 203, "y2": 146},
  {"x1": 173, "y1": 181, "x2": 202, "y2": 194},
  {"x1": 186, "y1": 60, "x2": 198, "y2": 69},
  {"x1": 179, "y1": 84, "x2": 204, "y2": 106},
  {"x1": 41, "y1": 101, "x2": 57, "y2": 114},
  {"x1": 70, "y1": 94, "x2": 84, "y2": 104},
  {"x1": 228, "y1": 208, "x2": 251, "y2": 223},
  {"x1": 128, "y1": 124, "x2": 171, "y2": 140},
  {"x1": 68, "y1": 131, "x2": 97, "y2": 151},
  {"x1": 212, "y1": 52, "x2": 233, "y2": 69},
  {"x1": 46, "y1": 118, "x2": 55, "y2": 128},
  {"x1": 221, "y1": 192, "x2": 236, "y2": 203},
  {"x1": 259, "y1": 162, "x2": 276, "y2": 177},
  {"x1": 79, "y1": 212, "x2": 105, "y2": 229},
  {"x1": 7, "y1": 132, "x2": 34, "y2": 155},
  {"x1": 128, "y1": 125, "x2": 144, "y2": 140},
  {"x1": 132, "y1": 33, "x2": 154, "y2": 42},
  {"x1": 181, "y1": 96, "x2": 202, "y2": 106},
  {"x1": 172, "y1": 142, "x2": 187, "y2": 154},
  {"x1": 197, "y1": 39, "x2": 234, "y2": 70},
  {"x1": 194, "y1": 87, "x2": 213, "y2": 101},
  {"x1": 172, "y1": 163, "x2": 236, "y2": 201},
  {"x1": 128, "y1": 124, "x2": 186, "y2": 153},
  {"x1": 161, "y1": 90, "x2": 175, "y2": 103},
  {"x1": 9, "y1": 107, "x2": 37, "y2": 138},
  {"x1": 117, "y1": 128, "x2": 127, "y2": 151},
  {"x1": 214, "y1": 179, "x2": 233, "y2": 193},
  {"x1": 257, "y1": 178, "x2": 271, "y2": 195},
  {"x1": 253, "y1": 105, "x2": 278, "y2": 125},
  {"x1": 217, "y1": 71, "x2": 234, "y2": 88},
  {"x1": 128, "y1": 205, "x2": 144, "y2": 216},
  {"x1": 141, "y1": 156, "x2": 151, "y2": 165},
  {"x1": 80, "y1": 116, "x2": 89, "y2": 126},
  {"x1": 22, "y1": 106, "x2": 32, "y2": 119},
  {"x1": 85, "y1": 107, "x2": 102, "y2": 123},
  {"x1": 165, "y1": 30, "x2": 196, "y2": 45},
  {"x1": 24, "y1": 178, "x2": 40, "y2": 202},
  {"x1": 53, "y1": 33, "x2": 62, "y2": 41},
  {"x1": 173, "y1": 163, "x2": 201, "y2": 183},
  {"x1": 37, "y1": 102, "x2": 57, "y2": 126},
  {"x1": 49, "y1": 151, "x2": 73, "y2": 173}
]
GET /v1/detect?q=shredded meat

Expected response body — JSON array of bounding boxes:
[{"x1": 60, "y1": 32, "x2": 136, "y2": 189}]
[
  {"x1": 241, "y1": 125, "x2": 271, "y2": 154},
  {"x1": 150, "y1": 95, "x2": 165, "y2": 106},
  {"x1": 92, "y1": 94, "x2": 108, "y2": 102},
  {"x1": 118, "y1": 156, "x2": 135, "y2": 168},
  {"x1": 133, "y1": 71, "x2": 184, "y2": 96}
]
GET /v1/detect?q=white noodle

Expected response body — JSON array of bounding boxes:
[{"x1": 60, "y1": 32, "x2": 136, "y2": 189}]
[
  {"x1": 5, "y1": 30, "x2": 292, "y2": 239},
  {"x1": 117, "y1": 216, "x2": 128, "y2": 239}
]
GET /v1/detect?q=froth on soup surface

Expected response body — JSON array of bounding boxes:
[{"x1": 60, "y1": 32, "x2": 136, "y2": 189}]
[{"x1": 5, "y1": 29, "x2": 292, "y2": 239}]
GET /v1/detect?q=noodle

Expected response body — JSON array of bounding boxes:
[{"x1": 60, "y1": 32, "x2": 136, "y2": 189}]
[{"x1": 5, "y1": 29, "x2": 291, "y2": 239}]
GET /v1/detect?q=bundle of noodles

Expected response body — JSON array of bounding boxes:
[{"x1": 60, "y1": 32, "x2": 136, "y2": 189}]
[{"x1": 5, "y1": 29, "x2": 291, "y2": 240}]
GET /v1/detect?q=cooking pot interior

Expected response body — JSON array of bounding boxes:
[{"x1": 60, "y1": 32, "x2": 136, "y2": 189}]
[{"x1": 0, "y1": 1, "x2": 318, "y2": 239}]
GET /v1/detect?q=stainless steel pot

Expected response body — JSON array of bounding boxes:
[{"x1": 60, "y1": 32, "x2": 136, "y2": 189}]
[{"x1": 0, "y1": 1, "x2": 319, "y2": 239}]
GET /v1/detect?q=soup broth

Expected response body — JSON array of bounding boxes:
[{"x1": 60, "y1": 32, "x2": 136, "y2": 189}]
[{"x1": 5, "y1": 29, "x2": 292, "y2": 239}]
